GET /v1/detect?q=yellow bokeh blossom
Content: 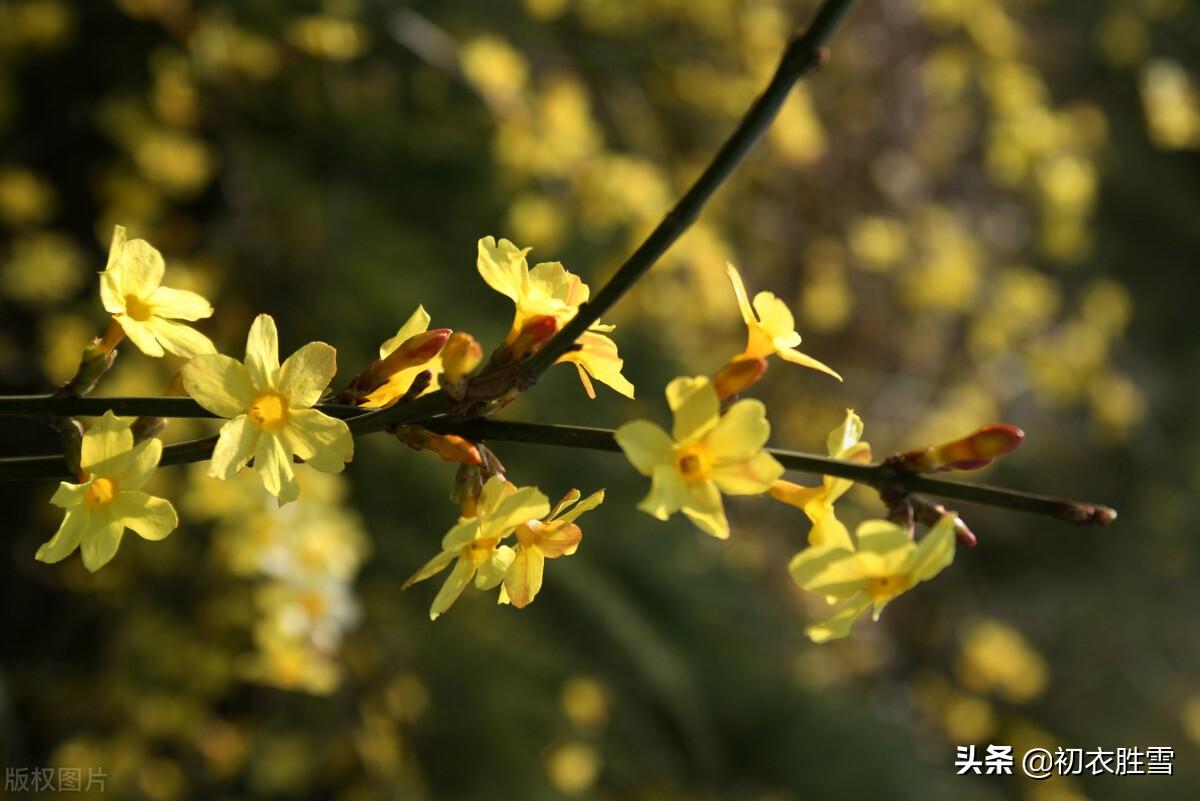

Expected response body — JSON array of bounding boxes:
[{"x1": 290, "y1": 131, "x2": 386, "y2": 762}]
[
  {"x1": 771, "y1": 409, "x2": 871, "y2": 549},
  {"x1": 181, "y1": 314, "x2": 353, "y2": 504},
  {"x1": 36, "y1": 411, "x2": 178, "y2": 572},
  {"x1": 725, "y1": 262, "x2": 841, "y2": 380},
  {"x1": 615, "y1": 375, "x2": 783, "y2": 539},
  {"x1": 403, "y1": 476, "x2": 550, "y2": 620},
  {"x1": 99, "y1": 225, "x2": 215, "y2": 358},
  {"x1": 501, "y1": 488, "x2": 604, "y2": 608},
  {"x1": 477, "y1": 236, "x2": 634, "y2": 398},
  {"x1": 790, "y1": 516, "x2": 957, "y2": 642}
]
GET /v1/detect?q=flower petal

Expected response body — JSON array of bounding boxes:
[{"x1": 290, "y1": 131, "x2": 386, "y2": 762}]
[
  {"x1": 788, "y1": 545, "x2": 865, "y2": 597},
  {"x1": 430, "y1": 558, "x2": 476, "y2": 620},
  {"x1": 706, "y1": 398, "x2": 771, "y2": 461},
  {"x1": 725, "y1": 263, "x2": 756, "y2": 326},
  {"x1": 483, "y1": 485, "x2": 550, "y2": 540},
  {"x1": 503, "y1": 545, "x2": 544, "y2": 608},
  {"x1": 557, "y1": 490, "x2": 604, "y2": 525},
  {"x1": 402, "y1": 548, "x2": 456, "y2": 589},
  {"x1": 278, "y1": 342, "x2": 337, "y2": 408},
  {"x1": 666, "y1": 376, "x2": 719, "y2": 442},
  {"x1": 538, "y1": 521, "x2": 582, "y2": 557},
  {"x1": 182, "y1": 354, "x2": 256, "y2": 418},
  {"x1": 558, "y1": 331, "x2": 634, "y2": 399},
  {"x1": 35, "y1": 508, "x2": 87, "y2": 563},
  {"x1": 100, "y1": 271, "x2": 124, "y2": 314},
  {"x1": 117, "y1": 317, "x2": 165, "y2": 357},
  {"x1": 477, "y1": 236, "x2": 529, "y2": 303},
  {"x1": 105, "y1": 225, "x2": 127, "y2": 272},
  {"x1": 149, "y1": 286, "x2": 213, "y2": 321},
  {"x1": 710, "y1": 451, "x2": 784, "y2": 495},
  {"x1": 680, "y1": 480, "x2": 729, "y2": 539},
  {"x1": 614, "y1": 420, "x2": 673, "y2": 476},
  {"x1": 636, "y1": 464, "x2": 686, "y2": 521},
  {"x1": 855, "y1": 519, "x2": 912, "y2": 556},
  {"x1": 906, "y1": 514, "x2": 957, "y2": 582},
  {"x1": 210, "y1": 415, "x2": 259, "y2": 480},
  {"x1": 808, "y1": 510, "x2": 854, "y2": 550},
  {"x1": 475, "y1": 544, "x2": 515, "y2": 590},
  {"x1": 114, "y1": 238, "x2": 165, "y2": 298},
  {"x1": 807, "y1": 595, "x2": 871, "y2": 643},
  {"x1": 255, "y1": 432, "x2": 299, "y2": 504},
  {"x1": 81, "y1": 411, "x2": 134, "y2": 472},
  {"x1": 80, "y1": 517, "x2": 124, "y2": 572},
  {"x1": 49, "y1": 480, "x2": 90, "y2": 508},
  {"x1": 146, "y1": 317, "x2": 216, "y2": 358},
  {"x1": 827, "y1": 409, "x2": 865, "y2": 456},
  {"x1": 752, "y1": 291, "x2": 797, "y2": 343},
  {"x1": 282, "y1": 408, "x2": 353, "y2": 473},
  {"x1": 109, "y1": 437, "x2": 162, "y2": 490},
  {"x1": 777, "y1": 346, "x2": 843, "y2": 381},
  {"x1": 245, "y1": 314, "x2": 280, "y2": 389},
  {"x1": 112, "y1": 491, "x2": 178, "y2": 541},
  {"x1": 378, "y1": 306, "x2": 431, "y2": 358}
]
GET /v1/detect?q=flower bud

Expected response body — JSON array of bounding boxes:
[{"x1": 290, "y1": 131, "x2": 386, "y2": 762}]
[
  {"x1": 713, "y1": 356, "x2": 768, "y2": 400},
  {"x1": 441, "y1": 332, "x2": 483, "y2": 384},
  {"x1": 506, "y1": 315, "x2": 559, "y2": 361},
  {"x1": 887, "y1": 424, "x2": 1024, "y2": 473},
  {"x1": 394, "y1": 425, "x2": 482, "y2": 466},
  {"x1": 341, "y1": 328, "x2": 450, "y2": 404}
]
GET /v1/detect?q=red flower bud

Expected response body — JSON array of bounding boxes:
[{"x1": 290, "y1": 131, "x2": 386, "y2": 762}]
[{"x1": 713, "y1": 356, "x2": 768, "y2": 400}]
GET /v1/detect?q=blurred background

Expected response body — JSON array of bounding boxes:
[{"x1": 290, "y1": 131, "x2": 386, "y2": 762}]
[{"x1": 1, "y1": 0, "x2": 1198, "y2": 798}]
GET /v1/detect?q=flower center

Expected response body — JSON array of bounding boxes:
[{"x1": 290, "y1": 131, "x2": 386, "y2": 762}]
[
  {"x1": 249, "y1": 392, "x2": 288, "y2": 431},
  {"x1": 84, "y1": 477, "x2": 118, "y2": 508},
  {"x1": 867, "y1": 573, "x2": 912, "y2": 603},
  {"x1": 674, "y1": 444, "x2": 711, "y2": 482},
  {"x1": 124, "y1": 294, "x2": 154, "y2": 322}
]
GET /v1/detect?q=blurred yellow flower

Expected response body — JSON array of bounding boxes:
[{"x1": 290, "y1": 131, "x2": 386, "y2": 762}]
[
  {"x1": 957, "y1": 619, "x2": 1049, "y2": 703},
  {"x1": 1141, "y1": 59, "x2": 1200, "y2": 149},
  {"x1": 771, "y1": 409, "x2": 871, "y2": 549},
  {"x1": 0, "y1": 167, "x2": 56, "y2": 225},
  {"x1": 100, "y1": 225, "x2": 215, "y2": 358},
  {"x1": 477, "y1": 236, "x2": 634, "y2": 398},
  {"x1": 501, "y1": 488, "x2": 604, "y2": 608},
  {"x1": 36, "y1": 411, "x2": 178, "y2": 572},
  {"x1": 403, "y1": 476, "x2": 550, "y2": 620},
  {"x1": 790, "y1": 516, "x2": 957, "y2": 642},
  {"x1": 181, "y1": 314, "x2": 353, "y2": 504},
  {"x1": 725, "y1": 263, "x2": 841, "y2": 380},
  {"x1": 615, "y1": 375, "x2": 783, "y2": 539}
]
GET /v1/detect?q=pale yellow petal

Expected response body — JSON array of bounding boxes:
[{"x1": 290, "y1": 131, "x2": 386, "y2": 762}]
[
  {"x1": 114, "y1": 238, "x2": 165, "y2": 297},
  {"x1": 282, "y1": 408, "x2": 353, "y2": 473},
  {"x1": 483, "y1": 485, "x2": 551, "y2": 540},
  {"x1": 549, "y1": 489, "x2": 582, "y2": 520},
  {"x1": 100, "y1": 271, "x2": 124, "y2": 314},
  {"x1": 35, "y1": 508, "x2": 87, "y2": 563},
  {"x1": 209, "y1": 415, "x2": 259, "y2": 479},
  {"x1": 725, "y1": 263, "x2": 756, "y2": 326},
  {"x1": 81, "y1": 411, "x2": 134, "y2": 472},
  {"x1": 108, "y1": 437, "x2": 162, "y2": 490},
  {"x1": 788, "y1": 545, "x2": 867, "y2": 597},
  {"x1": 855, "y1": 519, "x2": 912, "y2": 556},
  {"x1": 245, "y1": 313, "x2": 280, "y2": 389},
  {"x1": 146, "y1": 317, "x2": 216, "y2": 358},
  {"x1": 402, "y1": 549, "x2": 455, "y2": 589},
  {"x1": 557, "y1": 490, "x2": 604, "y2": 525},
  {"x1": 636, "y1": 464, "x2": 686, "y2": 521},
  {"x1": 182, "y1": 354, "x2": 256, "y2": 418},
  {"x1": 680, "y1": 480, "x2": 729, "y2": 539},
  {"x1": 477, "y1": 236, "x2": 529, "y2": 303},
  {"x1": 807, "y1": 595, "x2": 871, "y2": 643},
  {"x1": 808, "y1": 510, "x2": 853, "y2": 550},
  {"x1": 105, "y1": 225, "x2": 127, "y2": 272},
  {"x1": 752, "y1": 291, "x2": 797, "y2": 343},
  {"x1": 827, "y1": 409, "x2": 864, "y2": 456},
  {"x1": 528, "y1": 260, "x2": 588, "y2": 308},
  {"x1": 149, "y1": 286, "x2": 213, "y2": 321},
  {"x1": 777, "y1": 346, "x2": 842, "y2": 380},
  {"x1": 614, "y1": 420, "x2": 674, "y2": 476},
  {"x1": 906, "y1": 514, "x2": 957, "y2": 582},
  {"x1": 476, "y1": 475, "x2": 514, "y2": 517},
  {"x1": 378, "y1": 305, "x2": 431, "y2": 358},
  {"x1": 538, "y1": 521, "x2": 582, "y2": 557},
  {"x1": 441, "y1": 518, "x2": 482, "y2": 551},
  {"x1": 49, "y1": 480, "x2": 89, "y2": 508},
  {"x1": 430, "y1": 558, "x2": 475, "y2": 620},
  {"x1": 666, "y1": 376, "x2": 719, "y2": 442},
  {"x1": 475, "y1": 544, "x2": 515, "y2": 590},
  {"x1": 255, "y1": 432, "x2": 299, "y2": 504},
  {"x1": 503, "y1": 545, "x2": 545, "y2": 608},
  {"x1": 111, "y1": 491, "x2": 178, "y2": 541},
  {"x1": 558, "y1": 331, "x2": 634, "y2": 399},
  {"x1": 117, "y1": 316, "x2": 165, "y2": 357},
  {"x1": 706, "y1": 398, "x2": 771, "y2": 461},
  {"x1": 80, "y1": 517, "x2": 124, "y2": 572},
  {"x1": 710, "y1": 451, "x2": 784, "y2": 495},
  {"x1": 278, "y1": 342, "x2": 337, "y2": 408}
]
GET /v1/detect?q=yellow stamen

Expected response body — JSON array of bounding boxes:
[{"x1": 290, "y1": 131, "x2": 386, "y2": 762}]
[
  {"x1": 249, "y1": 392, "x2": 289, "y2": 431},
  {"x1": 84, "y1": 477, "x2": 117, "y2": 508},
  {"x1": 124, "y1": 294, "x2": 154, "y2": 322}
]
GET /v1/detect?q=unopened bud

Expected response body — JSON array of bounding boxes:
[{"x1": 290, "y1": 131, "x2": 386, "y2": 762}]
[
  {"x1": 887, "y1": 424, "x2": 1024, "y2": 473},
  {"x1": 713, "y1": 357, "x2": 768, "y2": 400},
  {"x1": 441, "y1": 332, "x2": 483, "y2": 384},
  {"x1": 394, "y1": 425, "x2": 482, "y2": 466},
  {"x1": 341, "y1": 328, "x2": 450, "y2": 404},
  {"x1": 506, "y1": 315, "x2": 559, "y2": 361}
]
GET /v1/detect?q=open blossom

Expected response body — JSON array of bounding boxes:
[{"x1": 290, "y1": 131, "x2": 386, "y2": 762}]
[
  {"x1": 181, "y1": 313, "x2": 353, "y2": 505},
  {"x1": 771, "y1": 409, "x2": 872, "y2": 549},
  {"x1": 615, "y1": 375, "x2": 783, "y2": 539},
  {"x1": 790, "y1": 516, "x2": 957, "y2": 642},
  {"x1": 403, "y1": 476, "x2": 550, "y2": 620},
  {"x1": 501, "y1": 488, "x2": 604, "y2": 608},
  {"x1": 477, "y1": 236, "x2": 634, "y2": 399},
  {"x1": 725, "y1": 262, "x2": 840, "y2": 380},
  {"x1": 99, "y1": 225, "x2": 216, "y2": 358},
  {"x1": 36, "y1": 411, "x2": 178, "y2": 572}
]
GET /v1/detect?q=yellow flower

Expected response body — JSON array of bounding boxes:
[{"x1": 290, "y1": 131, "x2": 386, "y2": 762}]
[
  {"x1": 477, "y1": 236, "x2": 634, "y2": 399},
  {"x1": 725, "y1": 262, "x2": 840, "y2": 380},
  {"x1": 357, "y1": 305, "x2": 448, "y2": 408},
  {"x1": 36, "y1": 411, "x2": 178, "y2": 572},
  {"x1": 403, "y1": 476, "x2": 550, "y2": 620},
  {"x1": 501, "y1": 488, "x2": 604, "y2": 608},
  {"x1": 99, "y1": 225, "x2": 216, "y2": 358},
  {"x1": 615, "y1": 376, "x2": 783, "y2": 539},
  {"x1": 790, "y1": 516, "x2": 957, "y2": 642},
  {"x1": 770, "y1": 409, "x2": 872, "y2": 549},
  {"x1": 181, "y1": 314, "x2": 353, "y2": 505}
]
